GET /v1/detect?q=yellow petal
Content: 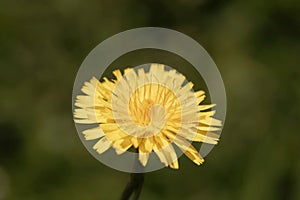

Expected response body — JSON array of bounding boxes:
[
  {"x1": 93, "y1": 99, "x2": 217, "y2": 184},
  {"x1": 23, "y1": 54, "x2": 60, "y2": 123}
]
[
  {"x1": 104, "y1": 129, "x2": 127, "y2": 142},
  {"x1": 200, "y1": 117, "x2": 222, "y2": 126},
  {"x1": 160, "y1": 144, "x2": 179, "y2": 169},
  {"x1": 172, "y1": 135, "x2": 204, "y2": 165},
  {"x1": 82, "y1": 127, "x2": 104, "y2": 140},
  {"x1": 138, "y1": 138, "x2": 153, "y2": 166},
  {"x1": 197, "y1": 126, "x2": 221, "y2": 132},
  {"x1": 90, "y1": 77, "x2": 100, "y2": 87},
  {"x1": 153, "y1": 143, "x2": 168, "y2": 166},
  {"x1": 200, "y1": 110, "x2": 216, "y2": 118},
  {"x1": 113, "y1": 137, "x2": 132, "y2": 154},
  {"x1": 81, "y1": 83, "x2": 96, "y2": 96},
  {"x1": 198, "y1": 104, "x2": 216, "y2": 111},
  {"x1": 131, "y1": 137, "x2": 139, "y2": 148},
  {"x1": 177, "y1": 127, "x2": 218, "y2": 144},
  {"x1": 197, "y1": 95, "x2": 206, "y2": 104},
  {"x1": 74, "y1": 119, "x2": 98, "y2": 124},
  {"x1": 93, "y1": 137, "x2": 111, "y2": 154},
  {"x1": 193, "y1": 133, "x2": 219, "y2": 144},
  {"x1": 139, "y1": 153, "x2": 149, "y2": 166},
  {"x1": 112, "y1": 69, "x2": 122, "y2": 80},
  {"x1": 100, "y1": 123, "x2": 120, "y2": 132},
  {"x1": 194, "y1": 90, "x2": 205, "y2": 97},
  {"x1": 144, "y1": 137, "x2": 154, "y2": 153}
]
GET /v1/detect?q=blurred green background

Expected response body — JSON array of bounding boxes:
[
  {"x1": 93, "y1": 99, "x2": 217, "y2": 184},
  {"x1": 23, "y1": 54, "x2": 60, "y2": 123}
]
[{"x1": 0, "y1": 0, "x2": 299, "y2": 199}]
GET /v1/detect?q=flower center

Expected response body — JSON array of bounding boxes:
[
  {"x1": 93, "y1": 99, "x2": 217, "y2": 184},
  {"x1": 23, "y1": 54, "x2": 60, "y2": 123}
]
[{"x1": 129, "y1": 83, "x2": 181, "y2": 128}]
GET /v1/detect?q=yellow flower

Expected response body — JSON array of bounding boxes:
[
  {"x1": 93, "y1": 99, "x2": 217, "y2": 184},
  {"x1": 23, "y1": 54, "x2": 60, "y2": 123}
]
[{"x1": 74, "y1": 64, "x2": 222, "y2": 169}]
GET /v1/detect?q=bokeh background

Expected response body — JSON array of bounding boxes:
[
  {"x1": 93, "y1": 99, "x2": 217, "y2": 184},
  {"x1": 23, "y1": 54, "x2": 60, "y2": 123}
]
[{"x1": 1, "y1": 0, "x2": 299, "y2": 199}]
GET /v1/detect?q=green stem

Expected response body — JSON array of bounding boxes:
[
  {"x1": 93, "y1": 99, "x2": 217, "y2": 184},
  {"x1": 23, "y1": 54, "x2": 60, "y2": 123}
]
[
  {"x1": 120, "y1": 173, "x2": 144, "y2": 200},
  {"x1": 120, "y1": 149, "x2": 145, "y2": 200}
]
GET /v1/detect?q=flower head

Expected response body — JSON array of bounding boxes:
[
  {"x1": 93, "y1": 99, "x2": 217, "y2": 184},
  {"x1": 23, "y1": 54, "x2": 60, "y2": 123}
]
[{"x1": 74, "y1": 64, "x2": 222, "y2": 169}]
